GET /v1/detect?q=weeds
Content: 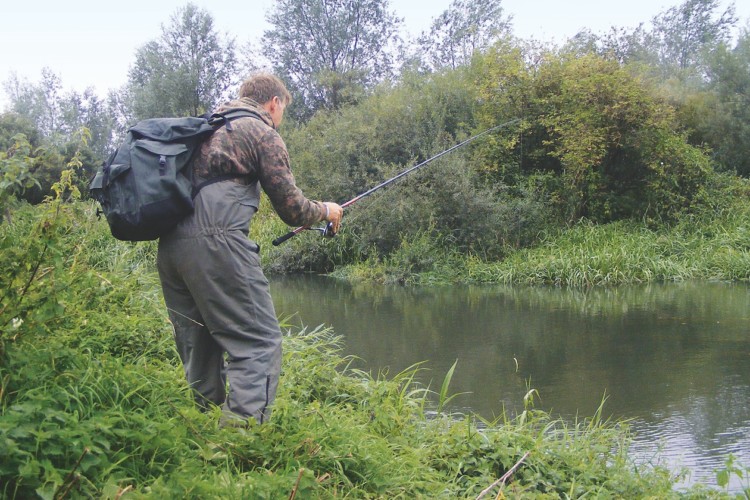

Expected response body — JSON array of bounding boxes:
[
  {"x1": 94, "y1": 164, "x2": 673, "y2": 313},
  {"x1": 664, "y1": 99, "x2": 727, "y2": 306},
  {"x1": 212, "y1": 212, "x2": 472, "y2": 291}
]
[
  {"x1": 1, "y1": 197, "x2": 740, "y2": 498},
  {"x1": 716, "y1": 454, "x2": 750, "y2": 499}
]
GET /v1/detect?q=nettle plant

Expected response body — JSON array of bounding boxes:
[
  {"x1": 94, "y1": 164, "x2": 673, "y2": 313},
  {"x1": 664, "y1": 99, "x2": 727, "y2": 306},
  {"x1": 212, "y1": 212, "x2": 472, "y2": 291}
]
[{"x1": 0, "y1": 134, "x2": 42, "y2": 222}]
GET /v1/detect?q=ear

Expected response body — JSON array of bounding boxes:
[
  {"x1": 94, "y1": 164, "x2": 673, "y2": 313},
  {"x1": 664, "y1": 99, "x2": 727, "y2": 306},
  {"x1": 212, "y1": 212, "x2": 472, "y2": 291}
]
[{"x1": 261, "y1": 98, "x2": 276, "y2": 115}]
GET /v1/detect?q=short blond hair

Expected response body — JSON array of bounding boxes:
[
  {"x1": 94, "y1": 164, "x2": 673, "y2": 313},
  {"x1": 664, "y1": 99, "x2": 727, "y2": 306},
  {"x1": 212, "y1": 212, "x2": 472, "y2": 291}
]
[{"x1": 239, "y1": 73, "x2": 292, "y2": 106}]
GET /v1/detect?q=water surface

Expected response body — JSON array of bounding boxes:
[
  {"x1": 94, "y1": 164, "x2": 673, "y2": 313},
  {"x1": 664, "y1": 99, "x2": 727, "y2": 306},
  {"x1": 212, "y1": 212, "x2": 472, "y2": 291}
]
[{"x1": 271, "y1": 276, "x2": 750, "y2": 491}]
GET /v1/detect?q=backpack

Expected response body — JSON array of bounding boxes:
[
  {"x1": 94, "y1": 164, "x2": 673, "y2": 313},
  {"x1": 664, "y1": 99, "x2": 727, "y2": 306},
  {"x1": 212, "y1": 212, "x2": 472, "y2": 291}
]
[{"x1": 89, "y1": 110, "x2": 260, "y2": 241}]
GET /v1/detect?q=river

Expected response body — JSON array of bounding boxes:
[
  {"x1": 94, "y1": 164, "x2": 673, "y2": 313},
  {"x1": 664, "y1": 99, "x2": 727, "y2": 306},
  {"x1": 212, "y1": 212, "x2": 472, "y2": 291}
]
[{"x1": 271, "y1": 276, "x2": 750, "y2": 492}]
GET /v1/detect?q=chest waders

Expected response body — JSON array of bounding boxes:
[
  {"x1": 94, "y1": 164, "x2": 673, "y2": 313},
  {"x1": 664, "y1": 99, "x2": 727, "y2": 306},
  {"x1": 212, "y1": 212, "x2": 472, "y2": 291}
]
[{"x1": 157, "y1": 179, "x2": 281, "y2": 424}]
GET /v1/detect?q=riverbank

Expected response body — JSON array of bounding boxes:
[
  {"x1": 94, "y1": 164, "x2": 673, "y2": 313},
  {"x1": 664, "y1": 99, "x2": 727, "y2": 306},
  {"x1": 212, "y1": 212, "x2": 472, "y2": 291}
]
[
  {"x1": 1, "y1": 201, "x2": 747, "y2": 497},
  {"x1": 328, "y1": 201, "x2": 750, "y2": 288}
]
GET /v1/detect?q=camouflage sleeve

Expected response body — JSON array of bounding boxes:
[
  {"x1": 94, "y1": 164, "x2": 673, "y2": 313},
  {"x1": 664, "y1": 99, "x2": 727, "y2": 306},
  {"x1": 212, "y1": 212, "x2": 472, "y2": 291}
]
[{"x1": 256, "y1": 129, "x2": 326, "y2": 227}]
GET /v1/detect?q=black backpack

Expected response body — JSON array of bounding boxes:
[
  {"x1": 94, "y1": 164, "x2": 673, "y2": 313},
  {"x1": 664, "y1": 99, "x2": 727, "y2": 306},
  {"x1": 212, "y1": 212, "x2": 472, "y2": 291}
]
[{"x1": 89, "y1": 110, "x2": 259, "y2": 241}]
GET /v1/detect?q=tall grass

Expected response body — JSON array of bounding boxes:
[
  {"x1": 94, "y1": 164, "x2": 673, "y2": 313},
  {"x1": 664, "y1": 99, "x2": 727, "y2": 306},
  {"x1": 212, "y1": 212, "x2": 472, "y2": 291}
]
[
  {"x1": 327, "y1": 202, "x2": 750, "y2": 287},
  {"x1": 0, "y1": 199, "x2": 714, "y2": 498},
  {"x1": 465, "y1": 208, "x2": 750, "y2": 286}
]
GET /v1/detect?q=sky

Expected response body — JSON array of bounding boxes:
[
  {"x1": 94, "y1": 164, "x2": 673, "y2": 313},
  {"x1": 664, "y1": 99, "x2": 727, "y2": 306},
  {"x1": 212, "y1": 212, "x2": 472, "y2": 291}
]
[{"x1": 1, "y1": 0, "x2": 748, "y2": 109}]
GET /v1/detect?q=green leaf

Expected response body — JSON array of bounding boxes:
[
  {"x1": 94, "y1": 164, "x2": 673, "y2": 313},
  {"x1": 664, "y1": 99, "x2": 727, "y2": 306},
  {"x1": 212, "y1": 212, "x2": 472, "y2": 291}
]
[
  {"x1": 18, "y1": 459, "x2": 40, "y2": 479},
  {"x1": 716, "y1": 468, "x2": 729, "y2": 488},
  {"x1": 35, "y1": 485, "x2": 56, "y2": 500}
]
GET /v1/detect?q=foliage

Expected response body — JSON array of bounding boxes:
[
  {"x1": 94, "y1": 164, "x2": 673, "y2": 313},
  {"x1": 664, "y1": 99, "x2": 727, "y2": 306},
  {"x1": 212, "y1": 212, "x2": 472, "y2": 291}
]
[
  {"x1": 0, "y1": 141, "x2": 91, "y2": 351},
  {"x1": 25, "y1": 128, "x2": 94, "y2": 207},
  {"x1": 0, "y1": 127, "x2": 94, "y2": 218},
  {"x1": 56, "y1": 87, "x2": 115, "y2": 160},
  {"x1": 568, "y1": 25, "x2": 657, "y2": 67},
  {"x1": 127, "y1": 3, "x2": 239, "y2": 120},
  {"x1": 0, "y1": 134, "x2": 42, "y2": 221},
  {"x1": 475, "y1": 49, "x2": 713, "y2": 223},
  {"x1": 470, "y1": 41, "x2": 537, "y2": 184},
  {"x1": 415, "y1": 0, "x2": 512, "y2": 71},
  {"x1": 570, "y1": 0, "x2": 739, "y2": 79},
  {"x1": 1, "y1": 73, "x2": 112, "y2": 199},
  {"x1": 263, "y1": 0, "x2": 402, "y2": 119},
  {"x1": 0, "y1": 113, "x2": 42, "y2": 152},
  {"x1": 283, "y1": 69, "x2": 468, "y2": 203},
  {"x1": 460, "y1": 180, "x2": 750, "y2": 287},
  {"x1": 3, "y1": 68, "x2": 65, "y2": 141},
  {"x1": 650, "y1": 0, "x2": 737, "y2": 73},
  {"x1": 327, "y1": 172, "x2": 750, "y2": 287},
  {"x1": 4, "y1": 67, "x2": 110, "y2": 188},
  {"x1": 557, "y1": 0, "x2": 748, "y2": 186},
  {"x1": 681, "y1": 29, "x2": 750, "y2": 176},
  {"x1": 3, "y1": 70, "x2": 114, "y2": 160},
  {"x1": 277, "y1": 66, "x2": 547, "y2": 264},
  {"x1": 715, "y1": 454, "x2": 750, "y2": 497},
  {"x1": 331, "y1": 156, "x2": 551, "y2": 264},
  {"x1": 0, "y1": 200, "x2": 706, "y2": 498},
  {"x1": 260, "y1": 42, "x2": 720, "y2": 271}
]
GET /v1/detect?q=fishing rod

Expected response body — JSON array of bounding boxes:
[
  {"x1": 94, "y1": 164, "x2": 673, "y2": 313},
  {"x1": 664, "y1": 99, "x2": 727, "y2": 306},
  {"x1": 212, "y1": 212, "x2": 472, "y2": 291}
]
[{"x1": 272, "y1": 117, "x2": 521, "y2": 246}]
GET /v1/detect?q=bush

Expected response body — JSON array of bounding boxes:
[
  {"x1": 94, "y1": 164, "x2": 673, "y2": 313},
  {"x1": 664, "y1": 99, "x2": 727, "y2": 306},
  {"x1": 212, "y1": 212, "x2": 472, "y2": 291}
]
[{"x1": 474, "y1": 48, "x2": 715, "y2": 224}]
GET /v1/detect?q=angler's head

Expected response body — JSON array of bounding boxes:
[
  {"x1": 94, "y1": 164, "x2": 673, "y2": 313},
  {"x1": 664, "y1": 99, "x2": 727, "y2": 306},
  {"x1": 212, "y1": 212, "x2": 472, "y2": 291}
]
[{"x1": 239, "y1": 73, "x2": 292, "y2": 128}]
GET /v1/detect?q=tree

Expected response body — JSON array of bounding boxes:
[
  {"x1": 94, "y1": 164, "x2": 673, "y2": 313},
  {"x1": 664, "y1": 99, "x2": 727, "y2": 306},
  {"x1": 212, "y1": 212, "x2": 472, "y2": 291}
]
[
  {"x1": 416, "y1": 0, "x2": 512, "y2": 71},
  {"x1": 263, "y1": 0, "x2": 402, "y2": 119},
  {"x1": 569, "y1": 0, "x2": 737, "y2": 77},
  {"x1": 1, "y1": 71, "x2": 112, "y2": 195},
  {"x1": 58, "y1": 88, "x2": 115, "y2": 159},
  {"x1": 687, "y1": 28, "x2": 750, "y2": 175},
  {"x1": 127, "y1": 3, "x2": 239, "y2": 120},
  {"x1": 0, "y1": 113, "x2": 41, "y2": 153},
  {"x1": 566, "y1": 25, "x2": 658, "y2": 68},
  {"x1": 543, "y1": 55, "x2": 712, "y2": 222},
  {"x1": 2, "y1": 70, "x2": 114, "y2": 158},
  {"x1": 3, "y1": 68, "x2": 63, "y2": 141},
  {"x1": 650, "y1": 0, "x2": 737, "y2": 72}
]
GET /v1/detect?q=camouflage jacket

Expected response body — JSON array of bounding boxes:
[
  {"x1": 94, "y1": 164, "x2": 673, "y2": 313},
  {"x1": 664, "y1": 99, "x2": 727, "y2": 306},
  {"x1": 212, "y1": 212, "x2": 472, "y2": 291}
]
[{"x1": 193, "y1": 97, "x2": 325, "y2": 227}]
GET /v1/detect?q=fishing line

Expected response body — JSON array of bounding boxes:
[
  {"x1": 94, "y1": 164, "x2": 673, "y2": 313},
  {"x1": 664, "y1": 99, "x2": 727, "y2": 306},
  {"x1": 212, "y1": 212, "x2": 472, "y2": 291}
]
[{"x1": 272, "y1": 117, "x2": 521, "y2": 246}]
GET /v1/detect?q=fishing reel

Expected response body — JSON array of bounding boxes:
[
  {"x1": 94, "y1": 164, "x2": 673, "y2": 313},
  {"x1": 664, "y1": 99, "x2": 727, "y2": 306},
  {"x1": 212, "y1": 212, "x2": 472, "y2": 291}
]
[{"x1": 307, "y1": 222, "x2": 337, "y2": 238}]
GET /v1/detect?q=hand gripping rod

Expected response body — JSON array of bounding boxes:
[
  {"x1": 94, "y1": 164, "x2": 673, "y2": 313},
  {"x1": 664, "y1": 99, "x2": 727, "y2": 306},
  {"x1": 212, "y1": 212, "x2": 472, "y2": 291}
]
[{"x1": 272, "y1": 118, "x2": 520, "y2": 246}]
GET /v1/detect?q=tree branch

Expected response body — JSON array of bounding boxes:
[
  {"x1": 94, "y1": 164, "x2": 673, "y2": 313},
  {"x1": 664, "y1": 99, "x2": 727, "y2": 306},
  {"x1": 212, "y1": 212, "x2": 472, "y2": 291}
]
[{"x1": 475, "y1": 451, "x2": 531, "y2": 500}]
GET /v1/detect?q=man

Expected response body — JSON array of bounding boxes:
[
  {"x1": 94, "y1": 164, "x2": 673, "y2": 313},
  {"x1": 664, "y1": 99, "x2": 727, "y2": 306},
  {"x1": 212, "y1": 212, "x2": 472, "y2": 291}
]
[{"x1": 157, "y1": 73, "x2": 343, "y2": 425}]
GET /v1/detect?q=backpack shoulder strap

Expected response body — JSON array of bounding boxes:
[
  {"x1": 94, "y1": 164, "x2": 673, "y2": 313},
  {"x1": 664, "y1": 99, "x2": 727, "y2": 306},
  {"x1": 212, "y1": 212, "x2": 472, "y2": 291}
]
[{"x1": 207, "y1": 110, "x2": 263, "y2": 132}]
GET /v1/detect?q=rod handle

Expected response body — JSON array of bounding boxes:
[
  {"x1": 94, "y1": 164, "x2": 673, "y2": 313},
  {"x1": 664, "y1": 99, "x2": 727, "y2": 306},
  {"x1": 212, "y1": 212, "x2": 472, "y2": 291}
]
[{"x1": 272, "y1": 230, "x2": 298, "y2": 246}]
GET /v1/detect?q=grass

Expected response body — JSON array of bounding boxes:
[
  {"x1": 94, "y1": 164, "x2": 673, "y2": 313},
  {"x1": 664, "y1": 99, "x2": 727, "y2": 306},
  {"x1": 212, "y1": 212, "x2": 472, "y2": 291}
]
[
  {"x1": 0, "y1": 199, "x2": 745, "y2": 498},
  {"x1": 327, "y1": 203, "x2": 750, "y2": 288},
  {"x1": 466, "y1": 212, "x2": 750, "y2": 287}
]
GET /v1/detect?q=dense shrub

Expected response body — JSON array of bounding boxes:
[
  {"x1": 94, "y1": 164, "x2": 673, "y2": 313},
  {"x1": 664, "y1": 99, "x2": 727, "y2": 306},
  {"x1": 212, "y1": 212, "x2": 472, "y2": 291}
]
[{"x1": 474, "y1": 48, "x2": 714, "y2": 224}]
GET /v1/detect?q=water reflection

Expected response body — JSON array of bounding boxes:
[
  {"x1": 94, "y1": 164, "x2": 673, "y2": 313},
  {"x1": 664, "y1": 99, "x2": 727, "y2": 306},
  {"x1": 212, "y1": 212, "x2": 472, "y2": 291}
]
[{"x1": 271, "y1": 276, "x2": 750, "y2": 490}]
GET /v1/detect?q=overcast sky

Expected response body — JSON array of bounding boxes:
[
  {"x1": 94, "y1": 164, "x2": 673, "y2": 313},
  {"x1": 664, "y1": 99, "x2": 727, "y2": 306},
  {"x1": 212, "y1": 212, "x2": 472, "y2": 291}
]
[{"x1": 1, "y1": 0, "x2": 747, "y2": 109}]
